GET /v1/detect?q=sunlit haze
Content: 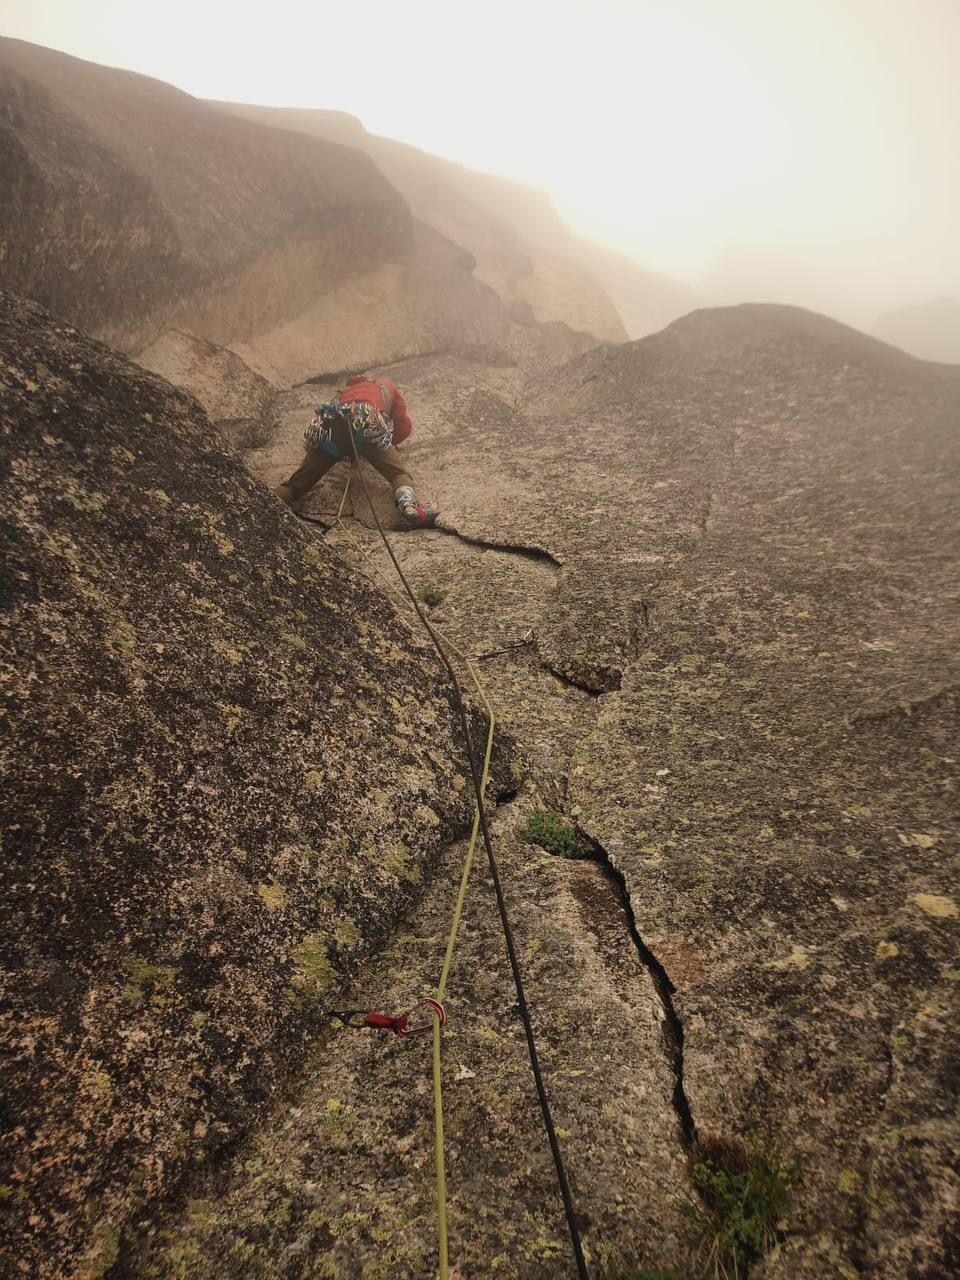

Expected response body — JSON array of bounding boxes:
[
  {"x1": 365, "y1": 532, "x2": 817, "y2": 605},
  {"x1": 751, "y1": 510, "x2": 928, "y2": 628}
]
[{"x1": 3, "y1": 0, "x2": 957, "y2": 327}]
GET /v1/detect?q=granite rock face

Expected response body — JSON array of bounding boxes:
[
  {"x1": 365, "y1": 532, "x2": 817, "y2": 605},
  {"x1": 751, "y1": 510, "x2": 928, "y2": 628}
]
[
  {"x1": 229, "y1": 220, "x2": 510, "y2": 388},
  {"x1": 425, "y1": 304, "x2": 960, "y2": 1277},
  {"x1": 131, "y1": 303, "x2": 959, "y2": 1278},
  {"x1": 0, "y1": 39, "x2": 410, "y2": 352},
  {"x1": 135, "y1": 329, "x2": 279, "y2": 449},
  {"x1": 554, "y1": 308, "x2": 960, "y2": 1279},
  {"x1": 0, "y1": 291, "x2": 519, "y2": 1278},
  {"x1": 3, "y1": 199, "x2": 959, "y2": 1277}
]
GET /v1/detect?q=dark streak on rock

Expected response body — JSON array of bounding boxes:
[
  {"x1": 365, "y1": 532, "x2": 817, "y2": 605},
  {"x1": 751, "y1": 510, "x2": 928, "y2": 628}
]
[
  {"x1": 438, "y1": 525, "x2": 564, "y2": 570},
  {"x1": 297, "y1": 348, "x2": 452, "y2": 387},
  {"x1": 537, "y1": 654, "x2": 607, "y2": 699}
]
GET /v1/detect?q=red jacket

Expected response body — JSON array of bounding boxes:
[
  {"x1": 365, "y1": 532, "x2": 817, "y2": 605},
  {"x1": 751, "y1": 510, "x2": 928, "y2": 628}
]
[{"x1": 337, "y1": 376, "x2": 413, "y2": 445}]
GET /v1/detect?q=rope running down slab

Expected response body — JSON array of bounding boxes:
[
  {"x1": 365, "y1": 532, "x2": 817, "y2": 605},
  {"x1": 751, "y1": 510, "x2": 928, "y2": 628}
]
[{"x1": 296, "y1": 448, "x2": 590, "y2": 1279}]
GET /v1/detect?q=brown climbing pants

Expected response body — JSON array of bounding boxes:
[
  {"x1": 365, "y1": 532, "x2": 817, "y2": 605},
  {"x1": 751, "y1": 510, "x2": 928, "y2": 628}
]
[{"x1": 276, "y1": 444, "x2": 414, "y2": 504}]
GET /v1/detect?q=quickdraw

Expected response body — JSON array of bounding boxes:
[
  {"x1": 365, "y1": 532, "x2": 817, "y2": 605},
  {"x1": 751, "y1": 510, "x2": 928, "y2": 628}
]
[{"x1": 329, "y1": 997, "x2": 446, "y2": 1038}]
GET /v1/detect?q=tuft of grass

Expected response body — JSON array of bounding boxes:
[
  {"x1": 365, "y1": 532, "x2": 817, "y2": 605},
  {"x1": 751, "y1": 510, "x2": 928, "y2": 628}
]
[
  {"x1": 630, "y1": 1270, "x2": 680, "y2": 1280},
  {"x1": 681, "y1": 1135, "x2": 791, "y2": 1278},
  {"x1": 419, "y1": 586, "x2": 446, "y2": 607},
  {"x1": 519, "y1": 810, "x2": 581, "y2": 858}
]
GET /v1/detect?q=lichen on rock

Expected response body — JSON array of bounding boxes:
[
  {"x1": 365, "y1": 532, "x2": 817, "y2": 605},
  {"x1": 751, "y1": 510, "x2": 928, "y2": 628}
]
[{"x1": 0, "y1": 290, "x2": 515, "y2": 1277}]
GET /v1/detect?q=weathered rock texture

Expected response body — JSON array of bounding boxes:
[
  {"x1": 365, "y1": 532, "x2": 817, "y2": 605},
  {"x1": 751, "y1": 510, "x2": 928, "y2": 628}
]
[
  {"x1": 540, "y1": 308, "x2": 960, "y2": 1278},
  {"x1": 123, "y1": 794, "x2": 693, "y2": 1280},
  {"x1": 229, "y1": 220, "x2": 509, "y2": 387},
  {"x1": 3, "y1": 66, "x2": 959, "y2": 1271},
  {"x1": 160, "y1": 302, "x2": 960, "y2": 1279},
  {"x1": 0, "y1": 291, "x2": 521, "y2": 1278},
  {"x1": 0, "y1": 39, "x2": 409, "y2": 352},
  {"x1": 135, "y1": 330, "x2": 279, "y2": 449}
]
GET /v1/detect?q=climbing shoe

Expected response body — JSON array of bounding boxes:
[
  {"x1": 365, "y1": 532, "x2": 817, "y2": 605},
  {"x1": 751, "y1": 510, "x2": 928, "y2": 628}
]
[{"x1": 400, "y1": 502, "x2": 439, "y2": 529}]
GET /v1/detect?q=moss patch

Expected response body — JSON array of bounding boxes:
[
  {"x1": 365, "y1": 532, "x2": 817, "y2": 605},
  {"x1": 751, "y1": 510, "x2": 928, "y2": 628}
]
[
  {"x1": 122, "y1": 957, "x2": 178, "y2": 1007},
  {"x1": 383, "y1": 842, "x2": 422, "y2": 885},
  {"x1": 519, "y1": 810, "x2": 582, "y2": 858},
  {"x1": 257, "y1": 883, "x2": 287, "y2": 913},
  {"x1": 681, "y1": 1135, "x2": 791, "y2": 1278}
]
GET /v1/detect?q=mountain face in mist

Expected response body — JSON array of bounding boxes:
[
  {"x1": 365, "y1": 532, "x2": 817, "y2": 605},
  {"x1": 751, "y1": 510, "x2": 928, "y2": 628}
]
[
  {"x1": 2, "y1": 34, "x2": 959, "y2": 1280},
  {"x1": 873, "y1": 296, "x2": 960, "y2": 363},
  {"x1": 216, "y1": 102, "x2": 697, "y2": 342},
  {"x1": 0, "y1": 39, "x2": 509, "y2": 381},
  {"x1": 0, "y1": 37, "x2": 694, "y2": 378},
  {"x1": 0, "y1": 39, "x2": 409, "y2": 351}
]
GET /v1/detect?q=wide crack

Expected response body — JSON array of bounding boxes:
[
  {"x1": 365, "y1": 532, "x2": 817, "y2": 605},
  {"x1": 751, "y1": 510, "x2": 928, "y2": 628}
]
[{"x1": 584, "y1": 835, "x2": 697, "y2": 1150}]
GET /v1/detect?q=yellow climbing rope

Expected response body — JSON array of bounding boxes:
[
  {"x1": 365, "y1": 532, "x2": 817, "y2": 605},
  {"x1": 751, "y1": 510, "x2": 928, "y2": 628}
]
[{"x1": 327, "y1": 475, "x2": 496, "y2": 1280}]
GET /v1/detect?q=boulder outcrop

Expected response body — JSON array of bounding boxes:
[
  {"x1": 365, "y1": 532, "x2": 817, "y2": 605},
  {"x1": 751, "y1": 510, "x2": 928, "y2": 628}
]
[{"x1": 135, "y1": 329, "x2": 279, "y2": 449}]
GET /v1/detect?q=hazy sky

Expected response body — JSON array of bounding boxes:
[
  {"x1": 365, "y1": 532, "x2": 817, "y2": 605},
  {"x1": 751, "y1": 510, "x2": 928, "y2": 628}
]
[{"x1": 3, "y1": 0, "x2": 957, "y2": 324}]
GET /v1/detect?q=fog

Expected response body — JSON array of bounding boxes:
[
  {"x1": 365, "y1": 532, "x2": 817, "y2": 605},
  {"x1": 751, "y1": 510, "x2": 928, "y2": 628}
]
[{"x1": 4, "y1": 0, "x2": 957, "y2": 331}]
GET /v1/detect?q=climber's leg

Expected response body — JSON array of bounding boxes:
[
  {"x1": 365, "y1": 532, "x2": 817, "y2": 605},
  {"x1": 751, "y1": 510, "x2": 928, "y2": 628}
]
[
  {"x1": 274, "y1": 446, "x2": 341, "y2": 505},
  {"x1": 363, "y1": 445, "x2": 438, "y2": 527}
]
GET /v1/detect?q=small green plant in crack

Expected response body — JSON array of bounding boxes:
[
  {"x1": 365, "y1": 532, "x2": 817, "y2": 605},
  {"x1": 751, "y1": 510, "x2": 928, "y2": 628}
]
[
  {"x1": 419, "y1": 586, "x2": 446, "y2": 608},
  {"x1": 681, "y1": 1135, "x2": 791, "y2": 1278},
  {"x1": 519, "y1": 810, "x2": 581, "y2": 858}
]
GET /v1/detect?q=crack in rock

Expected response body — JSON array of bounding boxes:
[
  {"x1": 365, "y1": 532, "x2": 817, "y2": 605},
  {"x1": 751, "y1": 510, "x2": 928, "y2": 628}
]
[
  {"x1": 537, "y1": 653, "x2": 609, "y2": 698},
  {"x1": 586, "y1": 835, "x2": 697, "y2": 1150},
  {"x1": 437, "y1": 523, "x2": 564, "y2": 570},
  {"x1": 296, "y1": 348, "x2": 452, "y2": 386}
]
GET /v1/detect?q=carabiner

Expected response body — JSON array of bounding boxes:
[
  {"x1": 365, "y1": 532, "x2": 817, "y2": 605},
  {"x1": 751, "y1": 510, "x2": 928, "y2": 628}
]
[
  {"x1": 327, "y1": 999, "x2": 446, "y2": 1037},
  {"x1": 394, "y1": 997, "x2": 446, "y2": 1038},
  {"x1": 327, "y1": 1009, "x2": 369, "y2": 1029}
]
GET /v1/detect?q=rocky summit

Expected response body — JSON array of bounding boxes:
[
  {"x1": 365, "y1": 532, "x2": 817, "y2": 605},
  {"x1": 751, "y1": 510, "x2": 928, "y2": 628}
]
[{"x1": 1, "y1": 36, "x2": 959, "y2": 1280}]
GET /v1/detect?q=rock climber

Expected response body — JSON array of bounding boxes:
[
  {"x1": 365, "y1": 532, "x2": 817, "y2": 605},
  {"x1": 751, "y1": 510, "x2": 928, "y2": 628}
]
[{"x1": 273, "y1": 374, "x2": 438, "y2": 527}]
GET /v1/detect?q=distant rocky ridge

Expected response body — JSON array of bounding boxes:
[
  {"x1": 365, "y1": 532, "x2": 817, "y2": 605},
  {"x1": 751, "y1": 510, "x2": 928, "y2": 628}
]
[
  {"x1": 213, "y1": 102, "x2": 698, "y2": 342},
  {"x1": 873, "y1": 296, "x2": 960, "y2": 363}
]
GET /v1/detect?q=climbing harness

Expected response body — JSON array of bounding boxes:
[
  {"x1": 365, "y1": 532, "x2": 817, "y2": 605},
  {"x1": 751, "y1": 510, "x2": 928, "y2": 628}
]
[
  {"x1": 305, "y1": 400, "x2": 393, "y2": 454},
  {"x1": 294, "y1": 433, "x2": 590, "y2": 1280},
  {"x1": 328, "y1": 998, "x2": 447, "y2": 1038}
]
